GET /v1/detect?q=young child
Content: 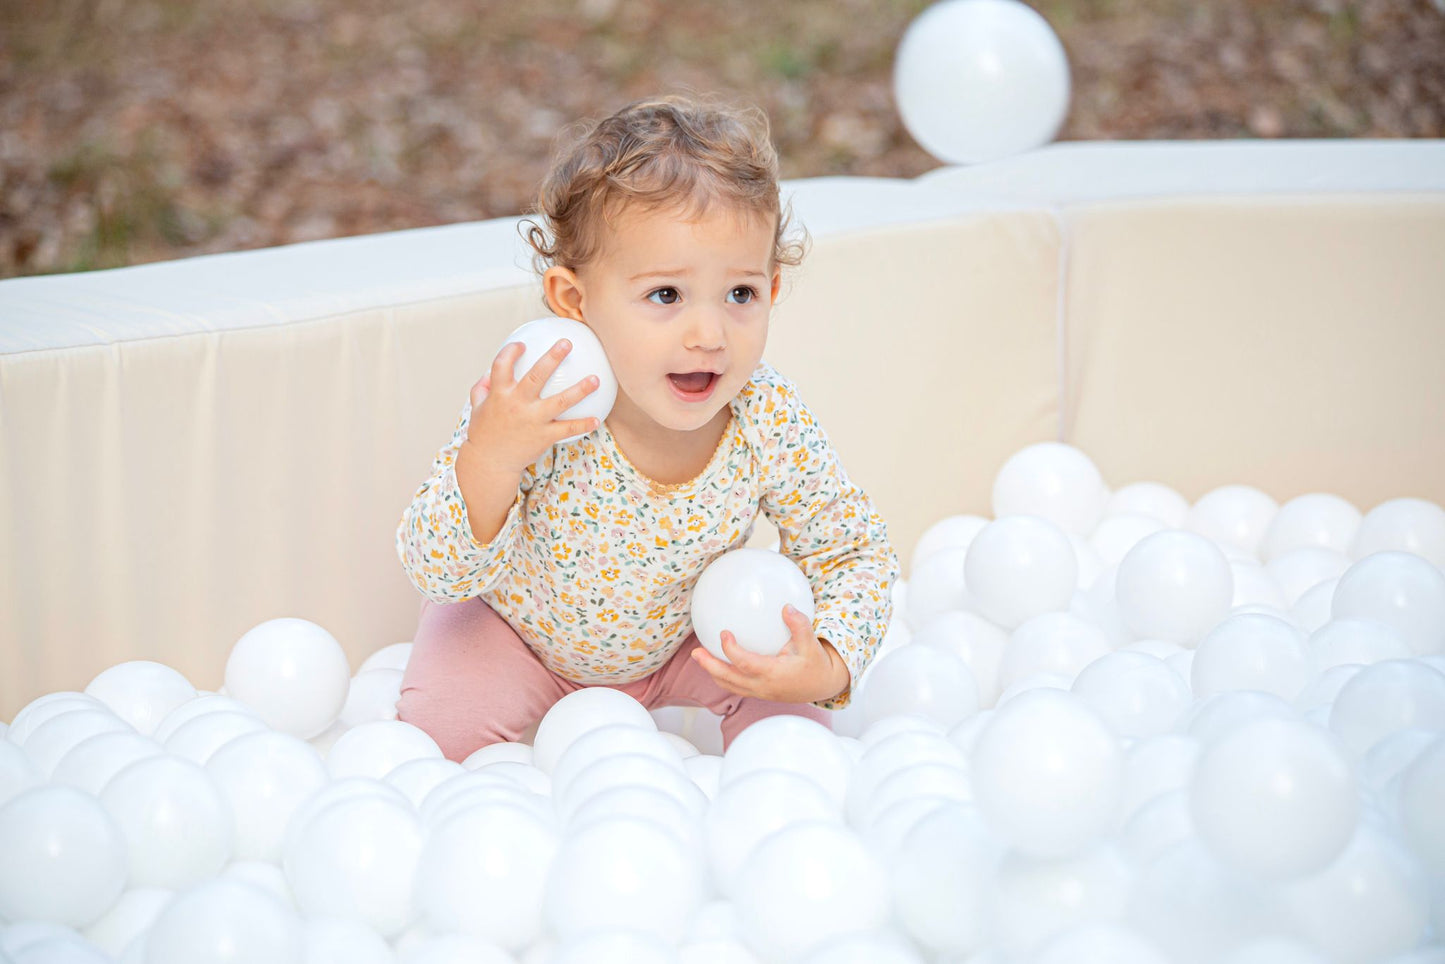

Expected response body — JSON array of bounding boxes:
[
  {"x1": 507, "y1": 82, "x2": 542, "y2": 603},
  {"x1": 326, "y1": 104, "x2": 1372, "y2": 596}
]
[{"x1": 394, "y1": 95, "x2": 898, "y2": 762}]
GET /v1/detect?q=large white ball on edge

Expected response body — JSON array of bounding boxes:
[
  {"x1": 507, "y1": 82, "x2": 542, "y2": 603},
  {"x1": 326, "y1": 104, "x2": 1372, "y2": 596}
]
[
  {"x1": 500, "y1": 317, "x2": 617, "y2": 444},
  {"x1": 0, "y1": 785, "x2": 127, "y2": 927},
  {"x1": 532, "y1": 688, "x2": 657, "y2": 775},
  {"x1": 224, "y1": 618, "x2": 350, "y2": 739},
  {"x1": 1331, "y1": 550, "x2": 1445, "y2": 656},
  {"x1": 964, "y1": 515, "x2": 1077, "y2": 629},
  {"x1": 690, "y1": 548, "x2": 815, "y2": 663},
  {"x1": 893, "y1": 0, "x2": 1070, "y2": 165},
  {"x1": 992, "y1": 442, "x2": 1109, "y2": 536}
]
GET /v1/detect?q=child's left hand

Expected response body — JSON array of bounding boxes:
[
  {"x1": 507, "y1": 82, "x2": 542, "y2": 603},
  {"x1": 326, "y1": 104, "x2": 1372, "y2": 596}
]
[{"x1": 690, "y1": 604, "x2": 851, "y2": 705}]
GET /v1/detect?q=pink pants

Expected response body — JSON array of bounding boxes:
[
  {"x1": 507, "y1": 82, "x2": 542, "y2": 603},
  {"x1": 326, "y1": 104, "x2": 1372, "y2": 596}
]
[{"x1": 396, "y1": 597, "x2": 831, "y2": 762}]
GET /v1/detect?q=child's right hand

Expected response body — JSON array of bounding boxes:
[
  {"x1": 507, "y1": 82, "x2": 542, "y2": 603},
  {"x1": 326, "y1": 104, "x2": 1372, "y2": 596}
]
[{"x1": 464, "y1": 338, "x2": 601, "y2": 474}]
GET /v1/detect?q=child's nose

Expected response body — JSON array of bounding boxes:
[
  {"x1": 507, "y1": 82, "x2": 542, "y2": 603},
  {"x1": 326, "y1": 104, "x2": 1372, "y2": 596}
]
[{"x1": 684, "y1": 306, "x2": 727, "y2": 350}]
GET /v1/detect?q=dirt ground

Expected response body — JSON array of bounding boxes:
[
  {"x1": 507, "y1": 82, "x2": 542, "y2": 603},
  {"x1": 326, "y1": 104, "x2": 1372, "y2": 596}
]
[{"x1": 1, "y1": 0, "x2": 1441, "y2": 278}]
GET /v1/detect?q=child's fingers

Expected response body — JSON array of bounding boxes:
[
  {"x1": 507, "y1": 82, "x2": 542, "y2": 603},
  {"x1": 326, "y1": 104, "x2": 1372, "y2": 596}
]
[
  {"x1": 550, "y1": 416, "x2": 601, "y2": 442},
  {"x1": 546, "y1": 374, "x2": 601, "y2": 417},
  {"x1": 469, "y1": 375, "x2": 492, "y2": 409},
  {"x1": 691, "y1": 646, "x2": 753, "y2": 697},
  {"x1": 718, "y1": 631, "x2": 772, "y2": 676},
  {"x1": 517, "y1": 339, "x2": 573, "y2": 397},
  {"x1": 488, "y1": 342, "x2": 527, "y2": 390}
]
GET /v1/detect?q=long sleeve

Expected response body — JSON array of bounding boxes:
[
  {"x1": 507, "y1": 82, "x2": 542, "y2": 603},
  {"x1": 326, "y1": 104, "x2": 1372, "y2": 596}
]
[
  {"x1": 395, "y1": 402, "x2": 550, "y2": 603},
  {"x1": 750, "y1": 369, "x2": 900, "y2": 710}
]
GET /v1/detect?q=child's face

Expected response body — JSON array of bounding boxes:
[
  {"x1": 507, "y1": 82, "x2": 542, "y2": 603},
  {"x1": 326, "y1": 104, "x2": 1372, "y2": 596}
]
[{"x1": 546, "y1": 202, "x2": 780, "y2": 440}]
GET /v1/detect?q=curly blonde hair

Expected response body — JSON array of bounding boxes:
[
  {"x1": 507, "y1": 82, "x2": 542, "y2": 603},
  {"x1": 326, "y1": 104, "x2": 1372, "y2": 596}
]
[{"x1": 522, "y1": 95, "x2": 808, "y2": 279}]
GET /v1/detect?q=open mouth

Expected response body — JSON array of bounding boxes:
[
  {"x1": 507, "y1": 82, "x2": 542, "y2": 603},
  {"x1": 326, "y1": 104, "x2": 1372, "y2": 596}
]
[{"x1": 667, "y1": 371, "x2": 718, "y2": 396}]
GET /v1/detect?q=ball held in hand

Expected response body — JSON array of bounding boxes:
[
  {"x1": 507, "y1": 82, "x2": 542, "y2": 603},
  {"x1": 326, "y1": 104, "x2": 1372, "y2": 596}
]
[
  {"x1": 499, "y1": 317, "x2": 618, "y2": 443},
  {"x1": 690, "y1": 548, "x2": 816, "y2": 663}
]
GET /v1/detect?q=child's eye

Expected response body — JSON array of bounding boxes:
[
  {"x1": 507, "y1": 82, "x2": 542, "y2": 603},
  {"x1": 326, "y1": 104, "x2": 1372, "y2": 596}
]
[
  {"x1": 647, "y1": 288, "x2": 680, "y2": 305},
  {"x1": 727, "y1": 286, "x2": 758, "y2": 304}
]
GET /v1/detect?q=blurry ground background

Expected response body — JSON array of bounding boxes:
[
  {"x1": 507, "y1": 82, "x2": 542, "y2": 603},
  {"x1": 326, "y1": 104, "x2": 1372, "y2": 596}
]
[{"x1": 0, "y1": 0, "x2": 1441, "y2": 278}]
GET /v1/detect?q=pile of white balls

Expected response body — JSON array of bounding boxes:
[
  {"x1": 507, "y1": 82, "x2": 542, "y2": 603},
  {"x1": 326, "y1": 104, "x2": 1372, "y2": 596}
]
[{"x1": 3, "y1": 441, "x2": 1444, "y2": 964}]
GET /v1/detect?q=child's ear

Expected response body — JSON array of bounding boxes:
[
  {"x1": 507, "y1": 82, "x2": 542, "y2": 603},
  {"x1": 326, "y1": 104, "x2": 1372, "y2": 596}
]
[
  {"x1": 544, "y1": 266, "x2": 585, "y2": 321},
  {"x1": 769, "y1": 268, "x2": 782, "y2": 305}
]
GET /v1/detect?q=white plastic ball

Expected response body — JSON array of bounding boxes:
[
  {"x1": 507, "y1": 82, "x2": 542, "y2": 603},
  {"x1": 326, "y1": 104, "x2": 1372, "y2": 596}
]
[
  {"x1": 205, "y1": 730, "x2": 328, "y2": 862},
  {"x1": 1352, "y1": 497, "x2": 1445, "y2": 569},
  {"x1": 993, "y1": 844, "x2": 1134, "y2": 959},
  {"x1": 1090, "y1": 513, "x2": 1169, "y2": 569},
  {"x1": 1307, "y1": 618, "x2": 1412, "y2": 673},
  {"x1": 500, "y1": 317, "x2": 618, "y2": 443},
  {"x1": 1292, "y1": 577, "x2": 1340, "y2": 635},
  {"x1": 890, "y1": 802, "x2": 1002, "y2": 956},
  {"x1": 1115, "y1": 530, "x2": 1234, "y2": 644},
  {"x1": 910, "y1": 610, "x2": 1009, "y2": 708},
  {"x1": 338, "y1": 668, "x2": 403, "y2": 727},
  {"x1": 845, "y1": 730, "x2": 966, "y2": 827},
  {"x1": 992, "y1": 443, "x2": 1109, "y2": 535},
  {"x1": 358, "y1": 640, "x2": 413, "y2": 675},
  {"x1": 83, "y1": 887, "x2": 173, "y2": 959},
  {"x1": 415, "y1": 801, "x2": 558, "y2": 950},
  {"x1": 1190, "y1": 613, "x2": 1312, "y2": 702},
  {"x1": 22, "y1": 708, "x2": 132, "y2": 776},
  {"x1": 964, "y1": 515, "x2": 1077, "y2": 629},
  {"x1": 1329, "y1": 658, "x2": 1445, "y2": 758},
  {"x1": 1118, "y1": 733, "x2": 1200, "y2": 822},
  {"x1": 972, "y1": 689, "x2": 1123, "y2": 858},
  {"x1": 860, "y1": 643, "x2": 979, "y2": 729},
  {"x1": 1332, "y1": 551, "x2": 1445, "y2": 655},
  {"x1": 555, "y1": 752, "x2": 703, "y2": 823},
  {"x1": 1187, "y1": 485, "x2": 1280, "y2": 556},
  {"x1": 1127, "y1": 840, "x2": 1280, "y2": 964},
  {"x1": 151, "y1": 694, "x2": 260, "y2": 743},
  {"x1": 1266, "y1": 547, "x2": 1352, "y2": 607},
  {"x1": 704, "y1": 769, "x2": 840, "y2": 896},
  {"x1": 911, "y1": 514, "x2": 989, "y2": 573},
  {"x1": 550, "y1": 931, "x2": 676, "y2": 964},
  {"x1": 1071, "y1": 651, "x2": 1192, "y2": 739},
  {"x1": 0, "y1": 740, "x2": 41, "y2": 807},
  {"x1": 385, "y1": 756, "x2": 468, "y2": 809},
  {"x1": 326, "y1": 720, "x2": 442, "y2": 781},
  {"x1": 903, "y1": 547, "x2": 970, "y2": 631},
  {"x1": 690, "y1": 548, "x2": 815, "y2": 662},
  {"x1": 1190, "y1": 718, "x2": 1358, "y2": 880},
  {"x1": 1397, "y1": 735, "x2": 1445, "y2": 873},
  {"x1": 548, "y1": 724, "x2": 683, "y2": 803},
  {"x1": 531, "y1": 687, "x2": 657, "y2": 774},
  {"x1": 84, "y1": 661, "x2": 197, "y2": 737},
  {"x1": 1261, "y1": 493, "x2": 1362, "y2": 561},
  {"x1": 1032, "y1": 923, "x2": 1170, "y2": 964},
  {"x1": 461, "y1": 741, "x2": 534, "y2": 769},
  {"x1": 301, "y1": 916, "x2": 396, "y2": 964},
  {"x1": 163, "y1": 709, "x2": 269, "y2": 765},
  {"x1": 50, "y1": 731, "x2": 165, "y2": 796},
  {"x1": 733, "y1": 820, "x2": 889, "y2": 961},
  {"x1": 99, "y1": 754, "x2": 233, "y2": 889},
  {"x1": 284, "y1": 793, "x2": 424, "y2": 938},
  {"x1": 144, "y1": 878, "x2": 303, "y2": 964},
  {"x1": 544, "y1": 816, "x2": 705, "y2": 944},
  {"x1": 718, "y1": 713, "x2": 852, "y2": 811},
  {"x1": 5, "y1": 691, "x2": 104, "y2": 746},
  {"x1": 999, "y1": 612, "x2": 1111, "y2": 693},
  {"x1": 401, "y1": 934, "x2": 514, "y2": 964},
  {"x1": 224, "y1": 618, "x2": 350, "y2": 739},
  {"x1": 0, "y1": 785, "x2": 127, "y2": 927},
  {"x1": 1106, "y1": 482, "x2": 1189, "y2": 527},
  {"x1": 893, "y1": 0, "x2": 1070, "y2": 164}
]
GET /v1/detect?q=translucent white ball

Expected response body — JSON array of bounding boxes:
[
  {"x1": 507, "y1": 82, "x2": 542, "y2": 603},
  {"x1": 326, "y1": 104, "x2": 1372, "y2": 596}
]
[
  {"x1": 544, "y1": 816, "x2": 705, "y2": 944},
  {"x1": 972, "y1": 689, "x2": 1123, "y2": 858},
  {"x1": 5, "y1": 691, "x2": 103, "y2": 746},
  {"x1": 889, "y1": 802, "x2": 1002, "y2": 956},
  {"x1": 1351, "y1": 497, "x2": 1445, "y2": 569},
  {"x1": 99, "y1": 755, "x2": 233, "y2": 889},
  {"x1": 1115, "y1": 530, "x2": 1234, "y2": 645},
  {"x1": 83, "y1": 886, "x2": 173, "y2": 958},
  {"x1": 733, "y1": 820, "x2": 889, "y2": 960},
  {"x1": 163, "y1": 710, "x2": 269, "y2": 765},
  {"x1": 844, "y1": 731, "x2": 966, "y2": 828},
  {"x1": 531, "y1": 687, "x2": 657, "y2": 775},
  {"x1": 145, "y1": 878, "x2": 303, "y2": 964},
  {"x1": 152, "y1": 694, "x2": 260, "y2": 743},
  {"x1": 501, "y1": 317, "x2": 618, "y2": 444},
  {"x1": 993, "y1": 844, "x2": 1134, "y2": 959},
  {"x1": 205, "y1": 730, "x2": 328, "y2": 863},
  {"x1": 1332, "y1": 551, "x2": 1445, "y2": 656},
  {"x1": 1106, "y1": 482, "x2": 1190, "y2": 528},
  {"x1": 1187, "y1": 485, "x2": 1280, "y2": 556},
  {"x1": 1397, "y1": 736, "x2": 1445, "y2": 873},
  {"x1": 1266, "y1": 547, "x2": 1352, "y2": 607},
  {"x1": 224, "y1": 618, "x2": 350, "y2": 739},
  {"x1": 548, "y1": 724, "x2": 683, "y2": 804},
  {"x1": 300, "y1": 916, "x2": 396, "y2": 964},
  {"x1": 704, "y1": 769, "x2": 841, "y2": 897},
  {"x1": 1190, "y1": 718, "x2": 1358, "y2": 880},
  {"x1": 903, "y1": 547, "x2": 971, "y2": 631},
  {"x1": 1071, "y1": 651, "x2": 1192, "y2": 739},
  {"x1": 991, "y1": 442, "x2": 1109, "y2": 536},
  {"x1": 1307, "y1": 618, "x2": 1412, "y2": 674},
  {"x1": 338, "y1": 668, "x2": 403, "y2": 728},
  {"x1": 690, "y1": 548, "x2": 815, "y2": 663},
  {"x1": 910, "y1": 609, "x2": 1009, "y2": 708},
  {"x1": 555, "y1": 752, "x2": 703, "y2": 824},
  {"x1": 415, "y1": 802, "x2": 558, "y2": 950},
  {"x1": 326, "y1": 720, "x2": 442, "y2": 782},
  {"x1": 893, "y1": 0, "x2": 1070, "y2": 164},
  {"x1": 860, "y1": 643, "x2": 979, "y2": 729},
  {"x1": 718, "y1": 714, "x2": 853, "y2": 812},
  {"x1": 50, "y1": 730, "x2": 165, "y2": 796},
  {"x1": 964, "y1": 515, "x2": 1077, "y2": 629},
  {"x1": 1261, "y1": 493, "x2": 1362, "y2": 561},
  {"x1": 283, "y1": 794, "x2": 424, "y2": 938},
  {"x1": 1328, "y1": 659, "x2": 1445, "y2": 759},
  {"x1": 1190, "y1": 613, "x2": 1312, "y2": 703},
  {"x1": 21, "y1": 708, "x2": 132, "y2": 777},
  {"x1": 84, "y1": 661, "x2": 197, "y2": 737},
  {"x1": 1090, "y1": 513, "x2": 1169, "y2": 570},
  {"x1": 911, "y1": 514, "x2": 990, "y2": 573},
  {"x1": 1032, "y1": 922, "x2": 1170, "y2": 964},
  {"x1": 998, "y1": 612, "x2": 1112, "y2": 694},
  {"x1": 0, "y1": 785, "x2": 127, "y2": 927}
]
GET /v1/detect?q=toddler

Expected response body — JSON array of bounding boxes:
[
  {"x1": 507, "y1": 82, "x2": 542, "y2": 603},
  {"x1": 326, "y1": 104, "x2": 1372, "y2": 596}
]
[{"x1": 395, "y1": 95, "x2": 899, "y2": 762}]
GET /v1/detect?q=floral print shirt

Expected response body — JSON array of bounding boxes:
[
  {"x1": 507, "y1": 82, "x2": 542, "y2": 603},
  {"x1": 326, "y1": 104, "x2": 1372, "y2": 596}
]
[{"x1": 396, "y1": 362, "x2": 898, "y2": 709}]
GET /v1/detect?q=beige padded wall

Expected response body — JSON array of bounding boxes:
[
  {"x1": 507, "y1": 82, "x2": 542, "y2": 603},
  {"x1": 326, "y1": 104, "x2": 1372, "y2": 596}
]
[
  {"x1": 1063, "y1": 196, "x2": 1445, "y2": 506},
  {"x1": 765, "y1": 212, "x2": 1062, "y2": 569},
  {"x1": 0, "y1": 284, "x2": 540, "y2": 719}
]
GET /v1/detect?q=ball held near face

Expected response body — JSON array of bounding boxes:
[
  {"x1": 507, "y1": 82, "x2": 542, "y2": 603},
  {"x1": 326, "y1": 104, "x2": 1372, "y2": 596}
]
[
  {"x1": 690, "y1": 548, "x2": 816, "y2": 663},
  {"x1": 499, "y1": 317, "x2": 618, "y2": 443}
]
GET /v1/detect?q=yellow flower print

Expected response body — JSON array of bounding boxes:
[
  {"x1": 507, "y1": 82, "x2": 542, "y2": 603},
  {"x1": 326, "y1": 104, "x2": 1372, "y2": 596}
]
[
  {"x1": 599, "y1": 609, "x2": 620, "y2": 623},
  {"x1": 601, "y1": 568, "x2": 620, "y2": 582},
  {"x1": 628, "y1": 542, "x2": 646, "y2": 559},
  {"x1": 585, "y1": 504, "x2": 600, "y2": 520}
]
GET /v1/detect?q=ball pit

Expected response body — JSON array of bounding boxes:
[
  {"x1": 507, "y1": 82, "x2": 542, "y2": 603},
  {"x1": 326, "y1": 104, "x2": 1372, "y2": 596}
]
[{"x1": 3, "y1": 443, "x2": 1444, "y2": 963}]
